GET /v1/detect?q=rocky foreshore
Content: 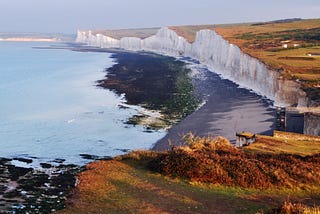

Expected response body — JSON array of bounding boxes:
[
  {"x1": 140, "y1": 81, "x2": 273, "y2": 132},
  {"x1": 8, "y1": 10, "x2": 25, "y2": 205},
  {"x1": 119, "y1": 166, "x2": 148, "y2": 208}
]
[{"x1": 0, "y1": 157, "x2": 83, "y2": 213}]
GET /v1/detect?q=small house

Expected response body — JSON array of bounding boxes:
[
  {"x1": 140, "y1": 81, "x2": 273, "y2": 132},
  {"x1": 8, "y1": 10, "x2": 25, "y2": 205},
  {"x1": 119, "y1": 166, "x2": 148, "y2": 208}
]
[{"x1": 236, "y1": 132, "x2": 256, "y2": 147}]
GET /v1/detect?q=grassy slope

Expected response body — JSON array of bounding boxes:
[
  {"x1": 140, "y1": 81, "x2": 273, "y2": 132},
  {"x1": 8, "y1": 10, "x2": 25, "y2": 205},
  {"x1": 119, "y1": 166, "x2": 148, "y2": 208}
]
[
  {"x1": 60, "y1": 136, "x2": 320, "y2": 213},
  {"x1": 214, "y1": 19, "x2": 320, "y2": 85},
  {"x1": 245, "y1": 134, "x2": 320, "y2": 156},
  {"x1": 59, "y1": 159, "x2": 270, "y2": 214}
]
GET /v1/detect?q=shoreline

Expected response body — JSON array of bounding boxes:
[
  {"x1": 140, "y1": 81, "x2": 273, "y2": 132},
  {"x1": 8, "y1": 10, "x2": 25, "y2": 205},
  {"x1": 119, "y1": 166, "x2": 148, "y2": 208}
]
[
  {"x1": 36, "y1": 44, "x2": 276, "y2": 151},
  {"x1": 96, "y1": 51, "x2": 201, "y2": 130},
  {"x1": 65, "y1": 44, "x2": 276, "y2": 150},
  {"x1": 0, "y1": 43, "x2": 276, "y2": 212},
  {"x1": 153, "y1": 62, "x2": 275, "y2": 150}
]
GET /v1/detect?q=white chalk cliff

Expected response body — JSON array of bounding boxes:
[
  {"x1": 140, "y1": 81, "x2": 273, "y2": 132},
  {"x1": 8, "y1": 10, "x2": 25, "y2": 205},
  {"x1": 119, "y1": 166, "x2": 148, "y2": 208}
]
[{"x1": 76, "y1": 27, "x2": 308, "y2": 107}]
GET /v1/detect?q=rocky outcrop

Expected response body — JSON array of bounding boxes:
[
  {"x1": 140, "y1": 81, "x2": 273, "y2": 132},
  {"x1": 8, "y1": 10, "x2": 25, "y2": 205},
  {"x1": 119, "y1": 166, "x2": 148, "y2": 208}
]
[
  {"x1": 304, "y1": 113, "x2": 320, "y2": 136},
  {"x1": 76, "y1": 27, "x2": 308, "y2": 107},
  {"x1": 0, "y1": 158, "x2": 82, "y2": 213}
]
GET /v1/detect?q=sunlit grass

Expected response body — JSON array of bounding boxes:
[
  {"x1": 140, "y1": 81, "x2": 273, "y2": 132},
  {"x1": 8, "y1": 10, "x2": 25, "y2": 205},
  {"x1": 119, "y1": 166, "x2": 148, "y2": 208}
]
[
  {"x1": 60, "y1": 134, "x2": 320, "y2": 213},
  {"x1": 245, "y1": 134, "x2": 320, "y2": 156}
]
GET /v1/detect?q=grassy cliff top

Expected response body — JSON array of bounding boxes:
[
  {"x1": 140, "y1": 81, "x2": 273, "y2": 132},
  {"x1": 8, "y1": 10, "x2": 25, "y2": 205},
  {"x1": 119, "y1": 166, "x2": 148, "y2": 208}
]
[
  {"x1": 86, "y1": 19, "x2": 320, "y2": 102},
  {"x1": 90, "y1": 27, "x2": 160, "y2": 39},
  {"x1": 60, "y1": 135, "x2": 320, "y2": 213},
  {"x1": 168, "y1": 25, "x2": 216, "y2": 42},
  {"x1": 170, "y1": 19, "x2": 320, "y2": 103},
  {"x1": 214, "y1": 19, "x2": 320, "y2": 87}
]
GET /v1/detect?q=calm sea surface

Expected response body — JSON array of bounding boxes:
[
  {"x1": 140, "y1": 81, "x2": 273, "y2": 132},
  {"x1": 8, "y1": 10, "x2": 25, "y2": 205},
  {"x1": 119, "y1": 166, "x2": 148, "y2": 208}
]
[{"x1": 0, "y1": 42, "x2": 165, "y2": 166}]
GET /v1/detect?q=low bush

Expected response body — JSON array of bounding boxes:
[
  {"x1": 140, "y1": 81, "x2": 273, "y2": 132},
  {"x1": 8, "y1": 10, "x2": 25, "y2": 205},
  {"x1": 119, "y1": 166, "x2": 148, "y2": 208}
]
[
  {"x1": 148, "y1": 135, "x2": 320, "y2": 189},
  {"x1": 273, "y1": 201, "x2": 320, "y2": 214}
]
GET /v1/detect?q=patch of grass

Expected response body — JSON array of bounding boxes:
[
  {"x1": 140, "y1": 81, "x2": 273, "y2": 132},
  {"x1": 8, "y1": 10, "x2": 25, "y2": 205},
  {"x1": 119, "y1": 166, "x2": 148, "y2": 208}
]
[
  {"x1": 59, "y1": 158, "x2": 271, "y2": 213},
  {"x1": 60, "y1": 135, "x2": 320, "y2": 213},
  {"x1": 245, "y1": 134, "x2": 320, "y2": 156}
]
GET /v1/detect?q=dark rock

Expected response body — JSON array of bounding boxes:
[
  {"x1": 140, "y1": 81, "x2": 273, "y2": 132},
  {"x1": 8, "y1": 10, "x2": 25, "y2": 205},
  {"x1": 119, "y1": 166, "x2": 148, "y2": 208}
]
[
  {"x1": 57, "y1": 164, "x2": 78, "y2": 169},
  {"x1": 3, "y1": 190, "x2": 21, "y2": 198},
  {"x1": 13, "y1": 157, "x2": 33, "y2": 164},
  {"x1": 19, "y1": 173, "x2": 49, "y2": 191},
  {"x1": 0, "y1": 185, "x2": 7, "y2": 192},
  {"x1": 40, "y1": 163, "x2": 52, "y2": 168},
  {"x1": 11, "y1": 165, "x2": 81, "y2": 213},
  {"x1": 118, "y1": 104, "x2": 130, "y2": 109},
  {"x1": 7, "y1": 165, "x2": 33, "y2": 181},
  {"x1": 51, "y1": 172, "x2": 76, "y2": 189},
  {"x1": 52, "y1": 158, "x2": 66, "y2": 164},
  {"x1": 114, "y1": 148, "x2": 131, "y2": 153},
  {"x1": 79, "y1": 153, "x2": 100, "y2": 160},
  {"x1": 5, "y1": 199, "x2": 20, "y2": 203},
  {"x1": 0, "y1": 157, "x2": 12, "y2": 163}
]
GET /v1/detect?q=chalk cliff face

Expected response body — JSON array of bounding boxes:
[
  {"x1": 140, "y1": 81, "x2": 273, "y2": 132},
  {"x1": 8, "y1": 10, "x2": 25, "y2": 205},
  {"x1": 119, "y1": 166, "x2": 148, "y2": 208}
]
[{"x1": 76, "y1": 27, "x2": 308, "y2": 107}]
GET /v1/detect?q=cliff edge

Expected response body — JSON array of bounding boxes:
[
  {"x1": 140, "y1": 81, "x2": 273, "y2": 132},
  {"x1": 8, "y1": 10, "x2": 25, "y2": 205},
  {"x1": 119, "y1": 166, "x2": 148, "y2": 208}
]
[{"x1": 75, "y1": 19, "x2": 320, "y2": 109}]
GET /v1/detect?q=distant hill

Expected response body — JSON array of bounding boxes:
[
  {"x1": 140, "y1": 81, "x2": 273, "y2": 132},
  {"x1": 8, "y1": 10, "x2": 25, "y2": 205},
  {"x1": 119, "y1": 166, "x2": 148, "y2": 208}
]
[{"x1": 0, "y1": 32, "x2": 75, "y2": 42}]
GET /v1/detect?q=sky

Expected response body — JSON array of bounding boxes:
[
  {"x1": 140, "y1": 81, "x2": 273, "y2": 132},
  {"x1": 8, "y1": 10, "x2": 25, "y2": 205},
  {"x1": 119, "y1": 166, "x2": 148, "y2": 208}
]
[{"x1": 0, "y1": 0, "x2": 319, "y2": 34}]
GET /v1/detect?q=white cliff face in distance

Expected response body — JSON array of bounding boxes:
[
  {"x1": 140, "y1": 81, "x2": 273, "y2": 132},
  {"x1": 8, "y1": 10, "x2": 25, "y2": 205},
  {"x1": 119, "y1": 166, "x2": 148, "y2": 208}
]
[{"x1": 76, "y1": 27, "x2": 308, "y2": 107}]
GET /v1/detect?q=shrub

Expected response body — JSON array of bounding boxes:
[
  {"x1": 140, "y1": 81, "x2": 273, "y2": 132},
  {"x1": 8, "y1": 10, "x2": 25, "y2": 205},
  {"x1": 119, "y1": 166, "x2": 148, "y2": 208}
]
[
  {"x1": 273, "y1": 201, "x2": 320, "y2": 214},
  {"x1": 148, "y1": 136, "x2": 320, "y2": 189}
]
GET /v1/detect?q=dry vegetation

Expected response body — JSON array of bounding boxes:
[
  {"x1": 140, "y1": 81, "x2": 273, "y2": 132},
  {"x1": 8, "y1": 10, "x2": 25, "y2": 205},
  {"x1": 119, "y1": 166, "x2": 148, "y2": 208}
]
[
  {"x1": 245, "y1": 134, "x2": 320, "y2": 156},
  {"x1": 275, "y1": 201, "x2": 320, "y2": 214},
  {"x1": 59, "y1": 154, "x2": 270, "y2": 213},
  {"x1": 60, "y1": 135, "x2": 320, "y2": 213},
  {"x1": 149, "y1": 135, "x2": 320, "y2": 190}
]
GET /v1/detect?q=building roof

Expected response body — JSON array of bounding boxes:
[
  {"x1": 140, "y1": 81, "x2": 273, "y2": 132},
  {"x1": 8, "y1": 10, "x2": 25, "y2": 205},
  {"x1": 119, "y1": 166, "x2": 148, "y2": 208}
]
[{"x1": 236, "y1": 132, "x2": 255, "y2": 139}]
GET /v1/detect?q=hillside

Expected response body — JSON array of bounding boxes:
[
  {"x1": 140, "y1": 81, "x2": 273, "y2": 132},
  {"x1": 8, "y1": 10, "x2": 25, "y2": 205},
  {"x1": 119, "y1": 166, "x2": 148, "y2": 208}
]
[
  {"x1": 60, "y1": 135, "x2": 320, "y2": 213},
  {"x1": 0, "y1": 32, "x2": 75, "y2": 42}
]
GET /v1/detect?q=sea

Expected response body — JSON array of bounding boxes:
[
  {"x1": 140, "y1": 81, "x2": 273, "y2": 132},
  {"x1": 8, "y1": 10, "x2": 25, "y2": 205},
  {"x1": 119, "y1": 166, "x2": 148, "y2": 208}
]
[
  {"x1": 0, "y1": 42, "x2": 166, "y2": 166},
  {"x1": 0, "y1": 42, "x2": 276, "y2": 167}
]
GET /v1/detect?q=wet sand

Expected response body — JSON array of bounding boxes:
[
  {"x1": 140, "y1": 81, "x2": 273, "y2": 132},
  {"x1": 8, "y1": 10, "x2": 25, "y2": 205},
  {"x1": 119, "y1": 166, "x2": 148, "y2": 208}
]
[{"x1": 153, "y1": 65, "x2": 275, "y2": 150}]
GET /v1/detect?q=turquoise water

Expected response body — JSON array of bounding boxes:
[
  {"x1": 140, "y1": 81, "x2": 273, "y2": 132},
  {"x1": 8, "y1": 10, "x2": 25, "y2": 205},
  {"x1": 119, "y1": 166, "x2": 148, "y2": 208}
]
[{"x1": 0, "y1": 42, "x2": 165, "y2": 165}]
